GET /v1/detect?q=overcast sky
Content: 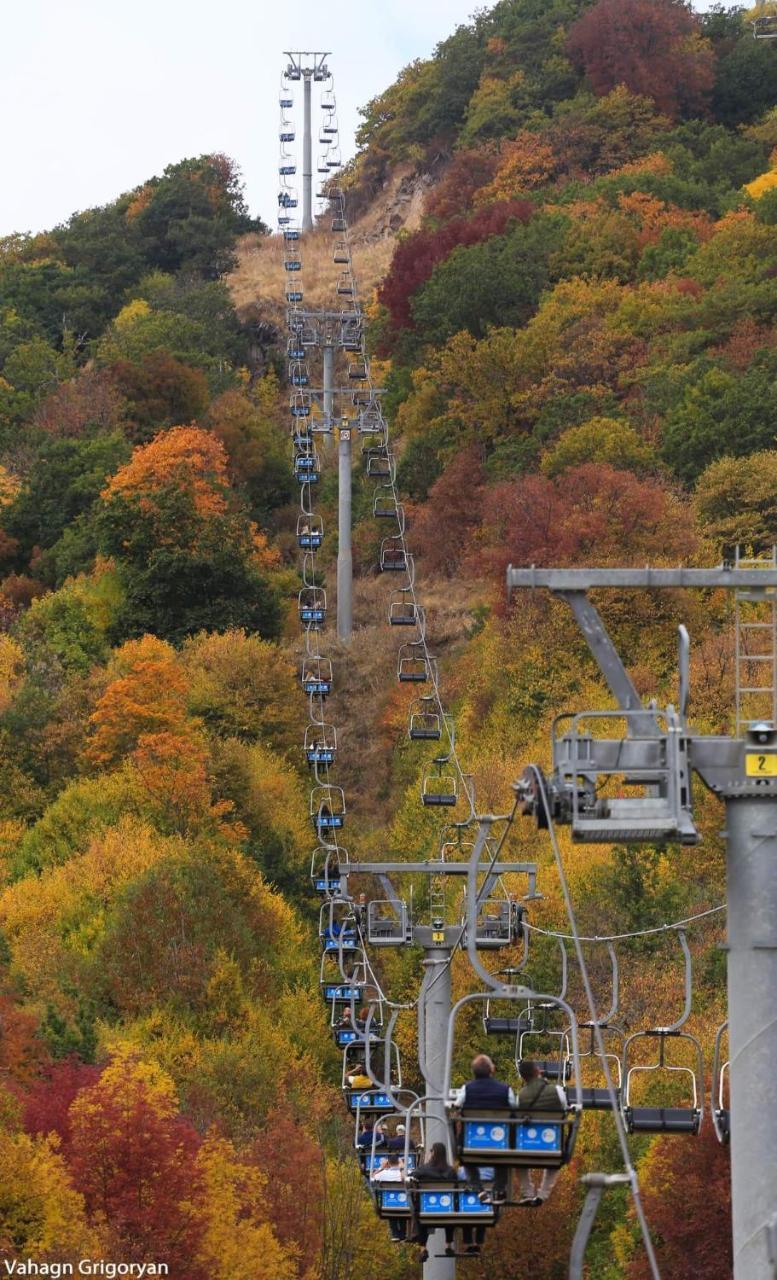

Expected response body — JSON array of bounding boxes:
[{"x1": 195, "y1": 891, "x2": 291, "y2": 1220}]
[{"x1": 1, "y1": 0, "x2": 485, "y2": 238}]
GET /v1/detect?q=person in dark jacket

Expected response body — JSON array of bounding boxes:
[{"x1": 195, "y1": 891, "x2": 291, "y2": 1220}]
[
  {"x1": 452, "y1": 1054, "x2": 516, "y2": 1203},
  {"x1": 516, "y1": 1059, "x2": 567, "y2": 1206},
  {"x1": 410, "y1": 1142, "x2": 459, "y2": 1261}
]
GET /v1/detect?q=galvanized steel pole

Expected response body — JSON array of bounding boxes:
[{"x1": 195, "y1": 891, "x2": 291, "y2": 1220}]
[
  {"x1": 419, "y1": 948, "x2": 456, "y2": 1280},
  {"x1": 725, "y1": 796, "x2": 777, "y2": 1279}
]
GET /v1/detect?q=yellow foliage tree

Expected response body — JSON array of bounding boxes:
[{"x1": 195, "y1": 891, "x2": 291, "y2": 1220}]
[
  {"x1": 0, "y1": 635, "x2": 25, "y2": 714},
  {"x1": 190, "y1": 1133, "x2": 298, "y2": 1280},
  {"x1": 86, "y1": 634, "x2": 191, "y2": 767},
  {"x1": 0, "y1": 1130, "x2": 104, "y2": 1259}
]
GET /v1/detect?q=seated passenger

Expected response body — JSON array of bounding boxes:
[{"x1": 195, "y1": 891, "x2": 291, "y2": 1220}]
[
  {"x1": 346, "y1": 1061, "x2": 373, "y2": 1089},
  {"x1": 409, "y1": 1143, "x2": 459, "y2": 1262},
  {"x1": 357, "y1": 1118, "x2": 378, "y2": 1149},
  {"x1": 452, "y1": 1053, "x2": 517, "y2": 1204},
  {"x1": 386, "y1": 1122, "x2": 407, "y2": 1152},
  {"x1": 515, "y1": 1058, "x2": 567, "y2": 1207},
  {"x1": 372, "y1": 1153, "x2": 406, "y2": 1243}
]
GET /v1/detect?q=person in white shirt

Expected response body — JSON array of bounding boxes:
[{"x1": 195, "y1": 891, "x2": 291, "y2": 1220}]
[{"x1": 372, "y1": 1154, "x2": 407, "y2": 1242}]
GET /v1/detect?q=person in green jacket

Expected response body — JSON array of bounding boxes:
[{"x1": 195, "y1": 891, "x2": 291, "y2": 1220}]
[{"x1": 516, "y1": 1059, "x2": 567, "y2": 1207}]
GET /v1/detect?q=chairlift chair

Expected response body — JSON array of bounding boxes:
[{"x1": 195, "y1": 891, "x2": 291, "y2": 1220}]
[
  {"x1": 291, "y1": 395, "x2": 313, "y2": 424},
  {"x1": 389, "y1": 594, "x2": 421, "y2": 627},
  {"x1": 279, "y1": 164, "x2": 296, "y2": 177},
  {"x1": 445, "y1": 990, "x2": 582, "y2": 1177},
  {"x1": 373, "y1": 493, "x2": 400, "y2": 521},
  {"x1": 294, "y1": 450, "x2": 320, "y2": 484},
  {"x1": 298, "y1": 586, "x2": 326, "y2": 627},
  {"x1": 348, "y1": 360, "x2": 368, "y2": 381},
  {"x1": 563, "y1": 942, "x2": 624, "y2": 1109},
  {"x1": 310, "y1": 843, "x2": 342, "y2": 894},
  {"x1": 518, "y1": 1005, "x2": 573, "y2": 1083},
  {"x1": 289, "y1": 362, "x2": 309, "y2": 387},
  {"x1": 621, "y1": 932, "x2": 704, "y2": 1134},
  {"x1": 301, "y1": 656, "x2": 333, "y2": 698},
  {"x1": 342, "y1": 1040, "x2": 402, "y2": 1116},
  {"x1": 422, "y1": 760, "x2": 458, "y2": 808},
  {"x1": 320, "y1": 900, "x2": 359, "y2": 953},
  {"x1": 284, "y1": 257, "x2": 302, "y2": 272},
  {"x1": 380, "y1": 538, "x2": 407, "y2": 573},
  {"x1": 311, "y1": 784, "x2": 346, "y2": 834},
  {"x1": 366, "y1": 452, "x2": 395, "y2": 480},
  {"x1": 285, "y1": 289, "x2": 303, "y2": 304},
  {"x1": 283, "y1": 227, "x2": 300, "y2": 242},
  {"x1": 622, "y1": 1031, "x2": 703, "y2": 1134},
  {"x1": 332, "y1": 217, "x2": 347, "y2": 233},
  {"x1": 317, "y1": 154, "x2": 331, "y2": 175},
  {"x1": 409, "y1": 698, "x2": 442, "y2": 742},
  {"x1": 287, "y1": 341, "x2": 305, "y2": 361},
  {"x1": 297, "y1": 513, "x2": 323, "y2": 549},
  {"x1": 305, "y1": 723, "x2": 337, "y2": 770},
  {"x1": 279, "y1": 130, "x2": 295, "y2": 143},
  {"x1": 320, "y1": 945, "x2": 368, "y2": 994},
  {"x1": 398, "y1": 644, "x2": 429, "y2": 685},
  {"x1": 337, "y1": 273, "x2": 355, "y2": 297}
]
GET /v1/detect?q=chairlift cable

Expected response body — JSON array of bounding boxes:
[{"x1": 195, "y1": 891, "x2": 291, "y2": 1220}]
[{"x1": 523, "y1": 904, "x2": 726, "y2": 945}]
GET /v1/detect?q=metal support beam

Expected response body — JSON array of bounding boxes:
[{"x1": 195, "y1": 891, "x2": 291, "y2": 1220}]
[
  {"x1": 419, "y1": 945, "x2": 455, "y2": 1280},
  {"x1": 507, "y1": 566, "x2": 777, "y2": 592},
  {"x1": 557, "y1": 590, "x2": 660, "y2": 737},
  {"x1": 346, "y1": 861, "x2": 538, "y2": 878},
  {"x1": 725, "y1": 797, "x2": 777, "y2": 1280},
  {"x1": 302, "y1": 73, "x2": 313, "y2": 233},
  {"x1": 337, "y1": 416, "x2": 352, "y2": 641},
  {"x1": 569, "y1": 1173, "x2": 631, "y2": 1279}
]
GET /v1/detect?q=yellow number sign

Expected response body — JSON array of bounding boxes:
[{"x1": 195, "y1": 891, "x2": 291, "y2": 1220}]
[{"x1": 745, "y1": 753, "x2": 777, "y2": 777}]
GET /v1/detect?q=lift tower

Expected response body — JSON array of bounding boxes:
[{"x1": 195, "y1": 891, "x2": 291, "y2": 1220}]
[
  {"x1": 341, "y1": 850, "x2": 540, "y2": 1280},
  {"x1": 507, "y1": 561, "x2": 777, "y2": 1280},
  {"x1": 283, "y1": 52, "x2": 330, "y2": 232}
]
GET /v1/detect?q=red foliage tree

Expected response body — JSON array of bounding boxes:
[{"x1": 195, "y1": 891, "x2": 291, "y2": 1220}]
[
  {"x1": 378, "y1": 199, "x2": 534, "y2": 335},
  {"x1": 23, "y1": 1058, "x2": 102, "y2": 1156},
  {"x1": 250, "y1": 1109, "x2": 325, "y2": 1273},
  {"x1": 627, "y1": 1125, "x2": 731, "y2": 1279},
  {"x1": 411, "y1": 446, "x2": 486, "y2": 577},
  {"x1": 567, "y1": 0, "x2": 715, "y2": 120},
  {"x1": 470, "y1": 463, "x2": 697, "y2": 581},
  {"x1": 67, "y1": 1054, "x2": 206, "y2": 1273},
  {"x1": 424, "y1": 148, "x2": 501, "y2": 223},
  {"x1": 0, "y1": 995, "x2": 49, "y2": 1088}
]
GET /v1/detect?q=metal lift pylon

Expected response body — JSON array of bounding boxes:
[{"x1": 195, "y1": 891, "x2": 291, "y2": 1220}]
[
  {"x1": 344, "y1": 845, "x2": 539, "y2": 1280},
  {"x1": 507, "y1": 560, "x2": 777, "y2": 1280}
]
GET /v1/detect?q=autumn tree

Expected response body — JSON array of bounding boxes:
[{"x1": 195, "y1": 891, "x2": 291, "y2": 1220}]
[
  {"x1": 694, "y1": 450, "x2": 777, "y2": 550},
  {"x1": 110, "y1": 350, "x2": 210, "y2": 441},
  {"x1": 627, "y1": 1125, "x2": 731, "y2": 1278},
  {"x1": 97, "y1": 426, "x2": 281, "y2": 643},
  {"x1": 567, "y1": 0, "x2": 715, "y2": 120},
  {"x1": 67, "y1": 1050, "x2": 206, "y2": 1271},
  {"x1": 0, "y1": 1129, "x2": 104, "y2": 1262},
  {"x1": 86, "y1": 635, "x2": 190, "y2": 767}
]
